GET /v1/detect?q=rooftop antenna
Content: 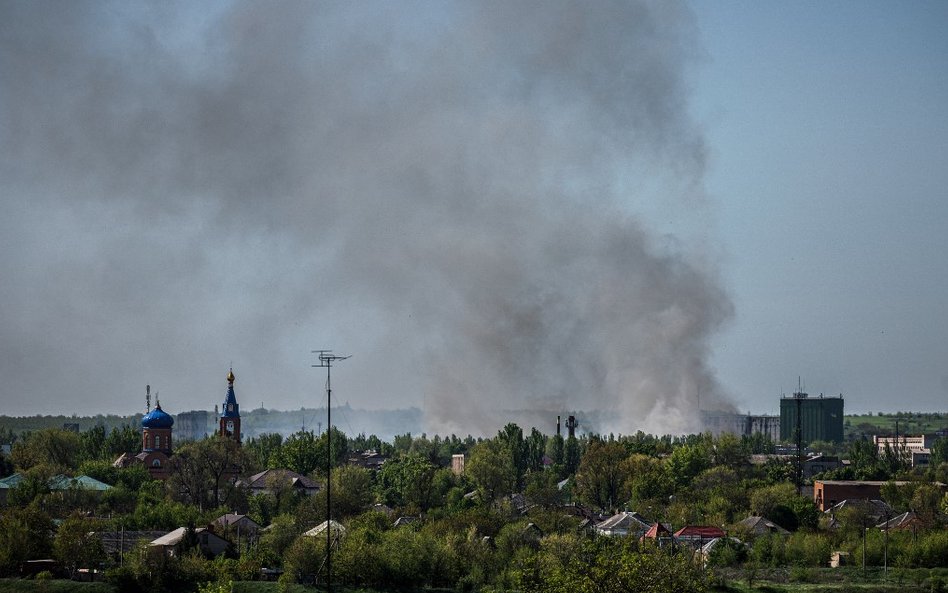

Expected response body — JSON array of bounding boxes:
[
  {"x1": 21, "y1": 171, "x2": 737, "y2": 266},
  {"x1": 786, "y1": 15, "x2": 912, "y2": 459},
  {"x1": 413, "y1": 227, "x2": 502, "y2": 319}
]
[
  {"x1": 312, "y1": 350, "x2": 350, "y2": 593},
  {"x1": 146, "y1": 385, "x2": 151, "y2": 414}
]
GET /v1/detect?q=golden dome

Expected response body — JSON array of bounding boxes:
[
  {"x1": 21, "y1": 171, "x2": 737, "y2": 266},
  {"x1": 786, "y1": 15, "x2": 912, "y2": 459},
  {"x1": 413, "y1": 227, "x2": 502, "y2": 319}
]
[{"x1": 227, "y1": 369, "x2": 235, "y2": 383}]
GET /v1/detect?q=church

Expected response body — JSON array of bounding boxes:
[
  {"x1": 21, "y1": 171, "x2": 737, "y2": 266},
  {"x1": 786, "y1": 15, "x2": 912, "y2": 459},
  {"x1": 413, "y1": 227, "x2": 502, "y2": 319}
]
[{"x1": 114, "y1": 369, "x2": 242, "y2": 479}]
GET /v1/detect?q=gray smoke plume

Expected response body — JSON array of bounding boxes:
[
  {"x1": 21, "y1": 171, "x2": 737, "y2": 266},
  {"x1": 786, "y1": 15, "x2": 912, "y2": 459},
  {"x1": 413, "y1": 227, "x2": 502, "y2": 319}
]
[{"x1": 0, "y1": 1, "x2": 732, "y2": 436}]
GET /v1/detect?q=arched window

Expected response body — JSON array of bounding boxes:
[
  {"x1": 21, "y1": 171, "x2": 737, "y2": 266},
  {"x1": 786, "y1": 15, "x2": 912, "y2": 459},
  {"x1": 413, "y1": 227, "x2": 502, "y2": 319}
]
[
  {"x1": 155, "y1": 435, "x2": 161, "y2": 449},
  {"x1": 152, "y1": 459, "x2": 161, "y2": 467}
]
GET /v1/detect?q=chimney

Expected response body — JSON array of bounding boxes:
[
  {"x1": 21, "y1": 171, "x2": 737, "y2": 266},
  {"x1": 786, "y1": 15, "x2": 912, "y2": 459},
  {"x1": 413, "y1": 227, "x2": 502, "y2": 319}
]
[
  {"x1": 566, "y1": 415, "x2": 577, "y2": 439},
  {"x1": 556, "y1": 415, "x2": 561, "y2": 437}
]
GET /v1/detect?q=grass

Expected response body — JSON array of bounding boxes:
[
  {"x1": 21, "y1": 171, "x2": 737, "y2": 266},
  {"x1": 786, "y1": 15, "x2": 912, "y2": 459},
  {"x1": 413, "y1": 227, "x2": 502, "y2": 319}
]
[
  {"x1": 0, "y1": 581, "x2": 450, "y2": 593},
  {"x1": 711, "y1": 566, "x2": 948, "y2": 593},
  {"x1": 0, "y1": 580, "x2": 114, "y2": 593},
  {"x1": 844, "y1": 413, "x2": 948, "y2": 437}
]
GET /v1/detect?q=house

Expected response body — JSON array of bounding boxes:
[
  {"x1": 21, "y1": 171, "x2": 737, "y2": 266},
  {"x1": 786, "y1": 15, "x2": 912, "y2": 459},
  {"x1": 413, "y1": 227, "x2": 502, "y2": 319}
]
[
  {"x1": 48, "y1": 474, "x2": 113, "y2": 492},
  {"x1": 876, "y1": 511, "x2": 925, "y2": 532},
  {"x1": 595, "y1": 511, "x2": 651, "y2": 538},
  {"x1": 95, "y1": 531, "x2": 167, "y2": 560},
  {"x1": 873, "y1": 435, "x2": 935, "y2": 466},
  {"x1": 371, "y1": 503, "x2": 394, "y2": 516},
  {"x1": 823, "y1": 499, "x2": 893, "y2": 526},
  {"x1": 830, "y1": 551, "x2": 851, "y2": 568},
  {"x1": 0, "y1": 473, "x2": 112, "y2": 506},
  {"x1": 451, "y1": 454, "x2": 465, "y2": 475},
  {"x1": 238, "y1": 469, "x2": 320, "y2": 497},
  {"x1": 814, "y1": 480, "x2": 889, "y2": 512},
  {"x1": 347, "y1": 449, "x2": 388, "y2": 471},
  {"x1": 749, "y1": 454, "x2": 842, "y2": 479},
  {"x1": 639, "y1": 522, "x2": 674, "y2": 547},
  {"x1": 211, "y1": 513, "x2": 262, "y2": 540},
  {"x1": 303, "y1": 520, "x2": 346, "y2": 538},
  {"x1": 521, "y1": 522, "x2": 544, "y2": 542},
  {"x1": 150, "y1": 527, "x2": 230, "y2": 558},
  {"x1": 804, "y1": 454, "x2": 842, "y2": 478},
  {"x1": 674, "y1": 526, "x2": 726, "y2": 547},
  {"x1": 737, "y1": 515, "x2": 790, "y2": 536},
  {"x1": 813, "y1": 480, "x2": 946, "y2": 512},
  {"x1": 393, "y1": 516, "x2": 419, "y2": 528},
  {"x1": 700, "y1": 537, "x2": 744, "y2": 562}
]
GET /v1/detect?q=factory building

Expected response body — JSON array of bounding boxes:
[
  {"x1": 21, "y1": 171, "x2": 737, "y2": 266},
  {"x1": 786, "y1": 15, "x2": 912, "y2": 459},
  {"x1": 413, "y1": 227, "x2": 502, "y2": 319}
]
[{"x1": 779, "y1": 392, "x2": 844, "y2": 444}]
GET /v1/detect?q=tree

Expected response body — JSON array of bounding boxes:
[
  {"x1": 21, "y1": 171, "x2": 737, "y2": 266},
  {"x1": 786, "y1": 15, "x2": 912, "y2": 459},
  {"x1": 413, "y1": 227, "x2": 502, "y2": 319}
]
[
  {"x1": 283, "y1": 535, "x2": 322, "y2": 583},
  {"x1": 467, "y1": 439, "x2": 515, "y2": 503},
  {"x1": 0, "y1": 505, "x2": 54, "y2": 575},
  {"x1": 910, "y1": 483, "x2": 943, "y2": 525},
  {"x1": 166, "y1": 435, "x2": 245, "y2": 511},
  {"x1": 563, "y1": 436, "x2": 581, "y2": 476},
  {"x1": 930, "y1": 437, "x2": 948, "y2": 466},
  {"x1": 257, "y1": 513, "x2": 300, "y2": 567},
  {"x1": 524, "y1": 470, "x2": 563, "y2": 509},
  {"x1": 710, "y1": 433, "x2": 745, "y2": 467},
  {"x1": 275, "y1": 430, "x2": 320, "y2": 476},
  {"x1": 53, "y1": 513, "x2": 105, "y2": 577},
  {"x1": 497, "y1": 423, "x2": 528, "y2": 490},
  {"x1": 376, "y1": 453, "x2": 438, "y2": 511},
  {"x1": 624, "y1": 454, "x2": 671, "y2": 507},
  {"x1": 104, "y1": 424, "x2": 141, "y2": 457},
  {"x1": 574, "y1": 439, "x2": 629, "y2": 511},
  {"x1": 79, "y1": 425, "x2": 108, "y2": 463},
  {"x1": 315, "y1": 427, "x2": 349, "y2": 473},
  {"x1": 244, "y1": 432, "x2": 283, "y2": 471},
  {"x1": 10, "y1": 428, "x2": 81, "y2": 472},
  {"x1": 525, "y1": 428, "x2": 546, "y2": 473},
  {"x1": 517, "y1": 536, "x2": 708, "y2": 593},
  {"x1": 665, "y1": 443, "x2": 710, "y2": 489},
  {"x1": 848, "y1": 438, "x2": 885, "y2": 480},
  {"x1": 331, "y1": 465, "x2": 374, "y2": 517},
  {"x1": 546, "y1": 434, "x2": 564, "y2": 467}
]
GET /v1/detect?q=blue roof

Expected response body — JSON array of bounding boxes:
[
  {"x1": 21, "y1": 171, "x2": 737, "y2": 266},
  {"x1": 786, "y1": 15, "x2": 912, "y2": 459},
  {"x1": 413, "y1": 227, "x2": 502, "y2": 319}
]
[
  {"x1": 49, "y1": 474, "x2": 113, "y2": 491},
  {"x1": 142, "y1": 403, "x2": 174, "y2": 428},
  {"x1": 0, "y1": 473, "x2": 23, "y2": 488},
  {"x1": 222, "y1": 384, "x2": 240, "y2": 417},
  {"x1": 0, "y1": 473, "x2": 111, "y2": 491},
  {"x1": 222, "y1": 369, "x2": 240, "y2": 418}
]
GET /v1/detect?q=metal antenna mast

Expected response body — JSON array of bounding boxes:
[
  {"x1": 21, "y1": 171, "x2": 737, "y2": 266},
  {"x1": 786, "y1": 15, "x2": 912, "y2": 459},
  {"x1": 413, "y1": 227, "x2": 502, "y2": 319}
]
[{"x1": 311, "y1": 350, "x2": 350, "y2": 593}]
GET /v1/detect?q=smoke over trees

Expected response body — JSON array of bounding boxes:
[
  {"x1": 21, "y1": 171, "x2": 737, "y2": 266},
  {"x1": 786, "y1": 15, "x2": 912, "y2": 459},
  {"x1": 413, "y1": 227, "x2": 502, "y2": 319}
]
[{"x1": 0, "y1": 1, "x2": 732, "y2": 435}]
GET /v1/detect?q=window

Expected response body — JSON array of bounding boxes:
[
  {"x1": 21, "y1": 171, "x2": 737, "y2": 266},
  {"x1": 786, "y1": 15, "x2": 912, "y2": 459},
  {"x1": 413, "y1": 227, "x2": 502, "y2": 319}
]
[
  {"x1": 155, "y1": 435, "x2": 161, "y2": 449},
  {"x1": 152, "y1": 459, "x2": 161, "y2": 467}
]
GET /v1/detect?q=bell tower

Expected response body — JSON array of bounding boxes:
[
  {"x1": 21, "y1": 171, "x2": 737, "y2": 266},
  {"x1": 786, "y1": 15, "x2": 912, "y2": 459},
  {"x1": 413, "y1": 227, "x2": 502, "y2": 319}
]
[{"x1": 219, "y1": 368, "x2": 241, "y2": 443}]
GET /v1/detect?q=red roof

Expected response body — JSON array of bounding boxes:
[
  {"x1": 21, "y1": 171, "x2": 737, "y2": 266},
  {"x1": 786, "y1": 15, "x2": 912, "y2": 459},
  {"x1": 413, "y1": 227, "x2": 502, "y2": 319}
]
[
  {"x1": 641, "y1": 522, "x2": 672, "y2": 539},
  {"x1": 674, "y1": 526, "x2": 725, "y2": 539}
]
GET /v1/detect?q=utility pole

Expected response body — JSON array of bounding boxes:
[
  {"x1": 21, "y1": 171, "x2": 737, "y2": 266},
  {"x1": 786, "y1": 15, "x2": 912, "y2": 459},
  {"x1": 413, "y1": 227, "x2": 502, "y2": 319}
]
[{"x1": 312, "y1": 350, "x2": 350, "y2": 593}]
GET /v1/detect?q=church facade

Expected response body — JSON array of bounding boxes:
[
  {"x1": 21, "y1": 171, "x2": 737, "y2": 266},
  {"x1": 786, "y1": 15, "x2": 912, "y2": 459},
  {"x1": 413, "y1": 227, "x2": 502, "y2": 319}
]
[{"x1": 114, "y1": 368, "x2": 242, "y2": 479}]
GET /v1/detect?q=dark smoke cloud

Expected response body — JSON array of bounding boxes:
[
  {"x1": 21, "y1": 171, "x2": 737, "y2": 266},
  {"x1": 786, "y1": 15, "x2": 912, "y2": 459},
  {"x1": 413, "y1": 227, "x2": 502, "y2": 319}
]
[{"x1": 0, "y1": 1, "x2": 731, "y2": 435}]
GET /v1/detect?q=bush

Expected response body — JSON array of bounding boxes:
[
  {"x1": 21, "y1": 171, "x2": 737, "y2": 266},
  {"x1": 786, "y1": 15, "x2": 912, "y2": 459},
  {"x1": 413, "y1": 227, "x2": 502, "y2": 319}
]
[{"x1": 789, "y1": 565, "x2": 814, "y2": 582}]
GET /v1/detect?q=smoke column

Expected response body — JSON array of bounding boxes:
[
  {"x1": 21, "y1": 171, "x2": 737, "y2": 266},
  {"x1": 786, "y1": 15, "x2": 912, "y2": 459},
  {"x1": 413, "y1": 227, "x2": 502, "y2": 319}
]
[{"x1": 0, "y1": 1, "x2": 732, "y2": 435}]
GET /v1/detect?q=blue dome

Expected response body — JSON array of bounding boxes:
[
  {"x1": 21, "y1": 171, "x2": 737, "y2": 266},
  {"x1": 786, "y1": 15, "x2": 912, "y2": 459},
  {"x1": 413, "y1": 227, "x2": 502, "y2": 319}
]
[{"x1": 142, "y1": 403, "x2": 174, "y2": 429}]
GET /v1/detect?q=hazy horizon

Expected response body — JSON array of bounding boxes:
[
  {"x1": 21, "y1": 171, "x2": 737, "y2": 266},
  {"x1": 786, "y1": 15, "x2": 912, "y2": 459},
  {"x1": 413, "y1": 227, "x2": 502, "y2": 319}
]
[{"x1": 2, "y1": 1, "x2": 947, "y2": 433}]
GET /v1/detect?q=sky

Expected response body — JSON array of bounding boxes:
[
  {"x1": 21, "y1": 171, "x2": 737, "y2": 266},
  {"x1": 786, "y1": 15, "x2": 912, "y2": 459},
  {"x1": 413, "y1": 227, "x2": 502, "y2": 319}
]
[
  {"x1": 689, "y1": 1, "x2": 948, "y2": 415},
  {"x1": 0, "y1": 1, "x2": 946, "y2": 434}
]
